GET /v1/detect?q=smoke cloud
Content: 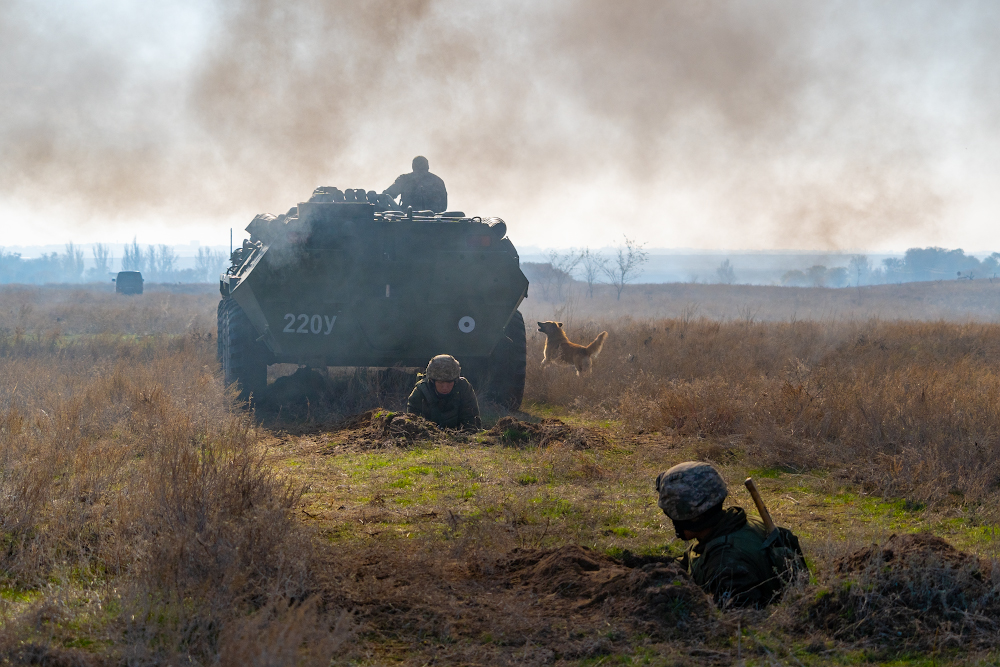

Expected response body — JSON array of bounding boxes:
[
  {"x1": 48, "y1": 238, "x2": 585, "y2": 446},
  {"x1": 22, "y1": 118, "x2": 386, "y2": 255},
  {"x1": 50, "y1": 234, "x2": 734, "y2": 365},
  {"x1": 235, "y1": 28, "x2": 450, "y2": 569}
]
[{"x1": 1, "y1": 0, "x2": 998, "y2": 250}]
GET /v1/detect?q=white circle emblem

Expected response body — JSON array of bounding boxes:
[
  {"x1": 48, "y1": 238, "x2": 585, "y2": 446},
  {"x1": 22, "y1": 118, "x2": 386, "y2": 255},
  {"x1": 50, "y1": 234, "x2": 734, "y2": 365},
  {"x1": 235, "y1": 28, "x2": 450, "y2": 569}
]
[{"x1": 458, "y1": 316, "x2": 476, "y2": 333}]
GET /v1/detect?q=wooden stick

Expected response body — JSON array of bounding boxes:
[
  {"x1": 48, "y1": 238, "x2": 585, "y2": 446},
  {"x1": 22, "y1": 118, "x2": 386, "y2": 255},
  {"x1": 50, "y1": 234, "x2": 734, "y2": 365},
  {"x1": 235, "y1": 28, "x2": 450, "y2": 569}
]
[{"x1": 744, "y1": 477, "x2": 776, "y2": 535}]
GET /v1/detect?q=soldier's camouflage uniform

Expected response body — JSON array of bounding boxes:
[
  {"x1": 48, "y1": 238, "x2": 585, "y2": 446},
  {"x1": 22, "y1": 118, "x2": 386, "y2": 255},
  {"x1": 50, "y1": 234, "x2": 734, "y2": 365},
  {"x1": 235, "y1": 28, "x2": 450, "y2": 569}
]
[
  {"x1": 657, "y1": 461, "x2": 804, "y2": 608},
  {"x1": 384, "y1": 171, "x2": 448, "y2": 213},
  {"x1": 406, "y1": 374, "x2": 481, "y2": 429},
  {"x1": 677, "y1": 507, "x2": 782, "y2": 609}
]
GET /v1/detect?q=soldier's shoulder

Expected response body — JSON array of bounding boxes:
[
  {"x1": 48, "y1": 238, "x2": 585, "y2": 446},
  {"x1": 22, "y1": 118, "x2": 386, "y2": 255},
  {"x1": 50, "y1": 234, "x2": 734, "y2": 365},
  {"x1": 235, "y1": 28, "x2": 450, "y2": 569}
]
[{"x1": 703, "y1": 522, "x2": 764, "y2": 556}]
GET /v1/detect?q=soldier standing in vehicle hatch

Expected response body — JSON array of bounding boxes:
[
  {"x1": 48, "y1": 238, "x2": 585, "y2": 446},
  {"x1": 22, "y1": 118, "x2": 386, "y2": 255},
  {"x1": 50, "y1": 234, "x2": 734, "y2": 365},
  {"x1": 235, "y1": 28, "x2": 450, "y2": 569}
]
[{"x1": 383, "y1": 156, "x2": 448, "y2": 213}]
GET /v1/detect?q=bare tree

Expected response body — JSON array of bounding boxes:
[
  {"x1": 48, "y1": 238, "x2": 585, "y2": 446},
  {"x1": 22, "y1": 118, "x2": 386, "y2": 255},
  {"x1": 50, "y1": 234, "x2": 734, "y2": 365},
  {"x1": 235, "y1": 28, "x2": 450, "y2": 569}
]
[
  {"x1": 195, "y1": 247, "x2": 227, "y2": 282},
  {"x1": 601, "y1": 236, "x2": 649, "y2": 300},
  {"x1": 579, "y1": 248, "x2": 607, "y2": 297},
  {"x1": 61, "y1": 243, "x2": 85, "y2": 282},
  {"x1": 122, "y1": 237, "x2": 143, "y2": 272},
  {"x1": 547, "y1": 249, "x2": 582, "y2": 301},
  {"x1": 144, "y1": 245, "x2": 159, "y2": 277},
  {"x1": 157, "y1": 244, "x2": 178, "y2": 276},
  {"x1": 716, "y1": 259, "x2": 736, "y2": 284},
  {"x1": 90, "y1": 243, "x2": 112, "y2": 280}
]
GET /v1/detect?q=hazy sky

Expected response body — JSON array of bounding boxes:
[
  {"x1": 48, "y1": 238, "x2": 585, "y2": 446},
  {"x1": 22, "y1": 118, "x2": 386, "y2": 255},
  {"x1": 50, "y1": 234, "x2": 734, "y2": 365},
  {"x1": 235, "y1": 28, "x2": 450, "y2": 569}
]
[{"x1": 1, "y1": 0, "x2": 998, "y2": 251}]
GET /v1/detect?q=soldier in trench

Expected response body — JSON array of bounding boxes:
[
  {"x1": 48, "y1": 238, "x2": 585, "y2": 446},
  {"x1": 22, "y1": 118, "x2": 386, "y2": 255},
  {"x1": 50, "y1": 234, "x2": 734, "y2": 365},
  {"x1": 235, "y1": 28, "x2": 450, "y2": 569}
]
[
  {"x1": 655, "y1": 461, "x2": 806, "y2": 608},
  {"x1": 406, "y1": 354, "x2": 481, "y2": 429}
]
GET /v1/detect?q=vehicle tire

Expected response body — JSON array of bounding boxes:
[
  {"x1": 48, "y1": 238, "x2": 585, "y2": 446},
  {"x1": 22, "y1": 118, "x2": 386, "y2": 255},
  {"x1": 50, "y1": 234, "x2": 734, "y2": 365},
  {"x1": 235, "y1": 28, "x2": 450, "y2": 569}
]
[
  {"x1": 475, "y1": 310, "x2": 526, "y2": 409},
  {"x1": 216, "y1": 299, "x2": 225, "y2": 364},
  {"x1": 219, "y1": 297, "x2": 268, "y2": 402}
]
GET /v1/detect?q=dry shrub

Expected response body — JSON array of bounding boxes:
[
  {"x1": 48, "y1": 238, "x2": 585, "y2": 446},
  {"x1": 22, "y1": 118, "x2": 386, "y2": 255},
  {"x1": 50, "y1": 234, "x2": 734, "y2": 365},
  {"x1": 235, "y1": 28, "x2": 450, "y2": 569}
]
[
  {"x1": 527, "y1": 319, "x2": 1000, "y2": 504},
  {"x1": 0, "y1": 331, "x2": 337, "y2": 663},
  {"x1": 216, "y1": 598, "x2": 351, "y2": 667}
]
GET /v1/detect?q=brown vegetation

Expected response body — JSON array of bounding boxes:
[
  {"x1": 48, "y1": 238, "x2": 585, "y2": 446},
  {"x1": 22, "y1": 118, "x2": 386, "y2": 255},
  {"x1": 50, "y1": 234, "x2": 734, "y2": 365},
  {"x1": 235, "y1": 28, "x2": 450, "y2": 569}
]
[
  {"x1": 0, "y1": 296, "x2": 338, "y2": 663},
  {"x1": 527, "y1": 317, "x2": 1000, "y2": 508},
  {"x1": 6, "y1": 283, "x2": 1000, "y2": 664}
]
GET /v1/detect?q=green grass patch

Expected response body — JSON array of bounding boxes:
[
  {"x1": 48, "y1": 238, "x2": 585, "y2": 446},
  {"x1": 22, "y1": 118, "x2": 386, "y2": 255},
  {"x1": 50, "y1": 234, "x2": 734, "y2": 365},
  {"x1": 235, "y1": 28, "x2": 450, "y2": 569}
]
[{"x1": 0, "y1": 587, "x2": 39, "y2": 603}]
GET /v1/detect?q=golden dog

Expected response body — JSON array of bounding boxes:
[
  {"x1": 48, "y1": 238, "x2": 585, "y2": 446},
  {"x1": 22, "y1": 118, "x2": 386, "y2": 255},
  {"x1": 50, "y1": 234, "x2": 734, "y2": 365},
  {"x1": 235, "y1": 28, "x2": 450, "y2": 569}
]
[{"x1": 536, "y1": 321, "x2": 608, "y2": 375}]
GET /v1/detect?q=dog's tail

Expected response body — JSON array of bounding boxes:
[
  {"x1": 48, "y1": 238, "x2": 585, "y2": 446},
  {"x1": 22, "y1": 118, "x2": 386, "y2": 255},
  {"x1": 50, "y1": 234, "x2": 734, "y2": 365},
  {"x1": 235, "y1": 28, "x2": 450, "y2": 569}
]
[{"x1": 586, "y1": 331, "x2": 608, "y2": 358}]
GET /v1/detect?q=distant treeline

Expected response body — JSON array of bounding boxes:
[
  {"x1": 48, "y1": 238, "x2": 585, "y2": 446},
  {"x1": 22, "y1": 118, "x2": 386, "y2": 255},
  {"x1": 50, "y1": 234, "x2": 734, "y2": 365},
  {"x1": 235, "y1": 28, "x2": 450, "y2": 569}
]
[
  {"x1": 780, "y1": 247, "x2": 1000, "y2": 288},
  {"x1": 524, "y1": 246, "x2": 1000, "y2": 297},
  {"x1": 0, "y1": 239, "x2": 228, "y2": 284}
]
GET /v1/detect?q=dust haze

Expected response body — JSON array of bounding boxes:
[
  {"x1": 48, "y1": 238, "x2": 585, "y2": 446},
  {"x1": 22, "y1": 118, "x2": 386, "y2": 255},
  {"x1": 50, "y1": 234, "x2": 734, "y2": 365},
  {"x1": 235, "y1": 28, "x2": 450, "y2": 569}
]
[{"x1": 1, "y1": 0, "x2": 997, "y2": 249}]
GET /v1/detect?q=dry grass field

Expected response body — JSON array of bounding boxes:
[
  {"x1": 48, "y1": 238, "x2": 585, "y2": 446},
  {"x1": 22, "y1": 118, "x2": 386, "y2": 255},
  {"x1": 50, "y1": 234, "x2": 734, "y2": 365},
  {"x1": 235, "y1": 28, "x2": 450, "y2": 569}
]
[{"x1": 4, "y1": 282, "x2": 1000, "y2": 665}]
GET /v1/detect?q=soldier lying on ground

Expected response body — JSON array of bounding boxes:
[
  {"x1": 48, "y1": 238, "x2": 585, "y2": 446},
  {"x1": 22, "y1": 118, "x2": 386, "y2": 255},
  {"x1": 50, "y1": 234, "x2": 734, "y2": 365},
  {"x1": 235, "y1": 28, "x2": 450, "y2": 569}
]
[
  {"x1": 406, "y1": 354, "x2": 481, "y2": 430},
  {"x1": 383, "y1": 155, "x2": 448, "y2": 213},
  {"x1": 656, "y1": 461, "x2": 806, "y2": 609}
]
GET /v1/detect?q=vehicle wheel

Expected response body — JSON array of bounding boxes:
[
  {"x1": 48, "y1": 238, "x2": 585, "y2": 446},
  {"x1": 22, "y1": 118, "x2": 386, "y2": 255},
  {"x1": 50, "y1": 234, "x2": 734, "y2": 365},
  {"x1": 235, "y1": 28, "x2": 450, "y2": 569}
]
[
  {"x1": 219, "y1": 297, "x2": 268, "y2": 402},
  {"x1": 216, "y1": 299, "x2": 225, "y2": 364},
  {"x1": 475, "y1": 310, "x2": 526, "y2": 409}
]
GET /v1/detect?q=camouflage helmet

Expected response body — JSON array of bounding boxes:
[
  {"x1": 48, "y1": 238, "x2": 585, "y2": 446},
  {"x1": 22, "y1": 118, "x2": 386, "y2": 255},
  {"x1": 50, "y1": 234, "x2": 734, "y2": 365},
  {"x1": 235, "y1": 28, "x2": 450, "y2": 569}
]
[
  {"x1": 655, "y1": 461, "x2": 728, "y2": 521},
  {"x1": 426, "y1": 354, "x2": 461, "y2": 381},
  {"x1": 412, "y1": 155, "x2": 429, "y2": 171}
]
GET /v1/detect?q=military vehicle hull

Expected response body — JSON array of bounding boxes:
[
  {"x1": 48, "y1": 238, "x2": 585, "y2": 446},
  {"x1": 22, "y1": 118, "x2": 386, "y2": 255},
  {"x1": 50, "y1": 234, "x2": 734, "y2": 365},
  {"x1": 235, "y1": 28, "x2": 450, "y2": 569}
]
[{"x1": 218, "y1": 195, "x2": 529, "y2": 408}]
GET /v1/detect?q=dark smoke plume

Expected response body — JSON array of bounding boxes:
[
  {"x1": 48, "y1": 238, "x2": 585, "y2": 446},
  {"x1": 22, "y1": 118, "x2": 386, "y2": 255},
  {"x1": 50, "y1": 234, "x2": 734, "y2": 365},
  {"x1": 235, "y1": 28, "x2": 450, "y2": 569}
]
[{"x1": 1, "y1": 0, "x2": 997, "y2": 248}]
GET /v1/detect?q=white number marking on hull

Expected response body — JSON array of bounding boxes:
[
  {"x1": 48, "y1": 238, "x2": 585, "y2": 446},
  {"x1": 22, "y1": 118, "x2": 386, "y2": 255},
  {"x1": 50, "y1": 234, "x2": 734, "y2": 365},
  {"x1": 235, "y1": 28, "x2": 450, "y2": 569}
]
[{"x1": 283, "y1": 313, "x2": 337, "y2": 334}]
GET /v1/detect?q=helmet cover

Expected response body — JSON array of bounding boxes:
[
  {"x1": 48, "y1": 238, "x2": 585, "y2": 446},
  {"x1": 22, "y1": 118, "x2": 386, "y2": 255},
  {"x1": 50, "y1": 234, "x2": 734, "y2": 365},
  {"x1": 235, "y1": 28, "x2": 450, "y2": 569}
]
[
  {"x1": 655, "y1": 461, "x2": 728, "y2": 521},
  {"x1": 426, "y1": 354, "x2": 461, "y2": 381}
]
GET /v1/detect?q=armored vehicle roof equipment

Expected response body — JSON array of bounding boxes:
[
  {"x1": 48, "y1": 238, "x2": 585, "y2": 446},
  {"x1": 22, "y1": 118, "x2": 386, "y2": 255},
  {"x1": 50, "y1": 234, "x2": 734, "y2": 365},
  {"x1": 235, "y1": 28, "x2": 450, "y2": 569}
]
[{"x1": 218, "y1": 186, "x2": 529, "y2": 408}]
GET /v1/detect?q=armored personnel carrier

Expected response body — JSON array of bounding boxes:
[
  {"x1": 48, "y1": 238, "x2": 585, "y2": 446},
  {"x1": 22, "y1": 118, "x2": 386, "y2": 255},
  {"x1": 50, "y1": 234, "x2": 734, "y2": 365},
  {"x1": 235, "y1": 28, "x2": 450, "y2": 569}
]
[{"x1": 218, "y1": 187, "x2": 529, "y2": 408}]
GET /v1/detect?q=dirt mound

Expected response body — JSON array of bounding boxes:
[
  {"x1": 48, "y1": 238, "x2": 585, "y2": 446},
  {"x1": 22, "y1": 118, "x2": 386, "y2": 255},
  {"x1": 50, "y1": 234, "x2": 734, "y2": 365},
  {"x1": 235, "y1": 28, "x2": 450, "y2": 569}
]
[
  {"x1": 504, "y1": 545, "x2": 619, "y2": 598},
  {"x1": 488, "y1": 416, "x2": 607, "y2": 449},
  {"x1": 835, "y1": 532, "x2": 982, "y2": 574},
  {"x1": 345, "y1": 410, "x2": 445, "y2": 449},
  {"x1": 501, "y1": 546, "x2": 713, "y2": 631},
  {"x1": 799, "y1": 532, "x2": 1000, "y2": 647}
]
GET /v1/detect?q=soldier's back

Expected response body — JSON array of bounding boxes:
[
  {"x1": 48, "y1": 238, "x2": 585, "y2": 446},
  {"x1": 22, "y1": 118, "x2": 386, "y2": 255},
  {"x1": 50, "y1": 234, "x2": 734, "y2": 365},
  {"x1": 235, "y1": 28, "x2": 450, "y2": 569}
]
[
  {"x1": 687, "y1": 510, "x2": 778, "y2": 608},
  {"x1": 393, "y1": 172, "x2": 447, "y2": 212}
]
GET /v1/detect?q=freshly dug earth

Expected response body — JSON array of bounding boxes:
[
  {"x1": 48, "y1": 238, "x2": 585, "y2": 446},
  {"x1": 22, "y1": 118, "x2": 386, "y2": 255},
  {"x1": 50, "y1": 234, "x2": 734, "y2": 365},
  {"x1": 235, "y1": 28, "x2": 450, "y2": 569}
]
[
  {"x1": 500, "y1": 545, "x2": 715, "y2": 636},
  {"x1": 799, "y1": 532, "x2": 1000, "y2": 647},
  {"x1": 320, "y1": 542, "x2": 725, "y2": 666},
  {"x1": 487, "y1": 416, "x2": 609, "y2": 449},
  {"x1": 344, "y1": 410, "x2": 444, "y2": 449},
  {"x1": 319, "y1": 412, "x2": 610, "y2": 453}
]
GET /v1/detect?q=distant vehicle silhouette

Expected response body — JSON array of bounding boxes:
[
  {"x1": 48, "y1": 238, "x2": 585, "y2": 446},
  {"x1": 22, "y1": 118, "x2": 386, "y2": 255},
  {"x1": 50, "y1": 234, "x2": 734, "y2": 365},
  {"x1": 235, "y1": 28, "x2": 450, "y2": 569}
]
[{"x1": 115, "y1": 271, "x2": 143, "y2": 295}]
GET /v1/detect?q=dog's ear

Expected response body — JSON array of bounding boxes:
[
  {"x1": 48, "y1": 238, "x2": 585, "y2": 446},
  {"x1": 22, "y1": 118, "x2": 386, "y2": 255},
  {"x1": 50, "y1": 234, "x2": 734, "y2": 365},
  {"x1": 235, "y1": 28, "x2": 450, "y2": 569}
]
[
  {"x1": 537, "y1": 322, "x2": 544, "y2": 327},
  {"x1": 655, "y1": 472, "x2": 664, "y2": 492},
  {"x1": 557, "y1": 322, "x2": 563, "y2": 328}
]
